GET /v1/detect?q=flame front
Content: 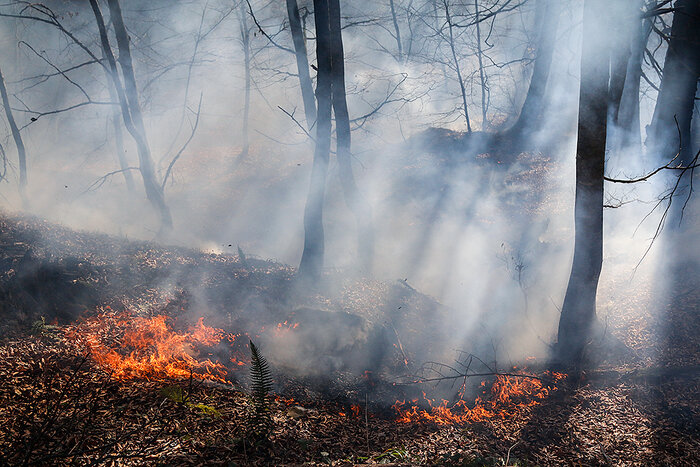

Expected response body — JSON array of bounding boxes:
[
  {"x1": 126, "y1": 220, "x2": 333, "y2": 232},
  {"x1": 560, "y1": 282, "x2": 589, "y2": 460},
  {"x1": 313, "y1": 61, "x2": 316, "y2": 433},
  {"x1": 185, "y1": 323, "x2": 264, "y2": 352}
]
[
  {"x1": 393, "y1": 372, "x2": 566, "y2": 425},
  {"x1": 66, "y1": 308, "x2": 231, "y2": 383}
]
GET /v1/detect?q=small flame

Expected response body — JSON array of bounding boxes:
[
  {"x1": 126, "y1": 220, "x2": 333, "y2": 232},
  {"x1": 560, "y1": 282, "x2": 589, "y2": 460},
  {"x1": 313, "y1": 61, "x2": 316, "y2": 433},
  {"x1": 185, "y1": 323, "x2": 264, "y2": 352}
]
[
  {"x1": 393, "y1": 372, "x2": 566, "y2": 425},
  {"x1": 65, "y1": 309, "x2": 234, "y2": 383}
]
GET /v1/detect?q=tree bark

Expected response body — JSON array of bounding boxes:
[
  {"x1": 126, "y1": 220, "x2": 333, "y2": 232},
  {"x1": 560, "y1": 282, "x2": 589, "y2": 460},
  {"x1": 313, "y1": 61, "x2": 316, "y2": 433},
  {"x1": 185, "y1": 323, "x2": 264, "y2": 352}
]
[
  {"x1": 506, "y1": 0, "x2": 559, "y2": 137},
  {"x1": 646, "y1": 0, "x2": 700, "y2": 165},
  {"x1": 286, "y1": 0, "x2": 317, "y2": 128},
  {"x1": 0, "y1": 64, "x2": 27, "y2": 206},
  {"x1": 328, "y1": 0, "x2": 375, "y2": 274},
  {"x1": 105, "y1": 0, "x2": 173, "y2": 231},
  {"x1": 556, "y1": 0, "x2": 609, "y2": 368},
  {"x1": 299, "y1": 0, "x2": 333, "y2": 281}
]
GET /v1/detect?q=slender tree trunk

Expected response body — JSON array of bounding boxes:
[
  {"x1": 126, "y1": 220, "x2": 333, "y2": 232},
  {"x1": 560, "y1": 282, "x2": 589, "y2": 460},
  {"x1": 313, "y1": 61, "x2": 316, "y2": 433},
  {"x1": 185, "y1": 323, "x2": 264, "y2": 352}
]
[
  {"x1": 556, "y1": 0, "x2": 609, "y2": 368},
  {"x1": 444, "y1": 0, "x2": 471, "y2": 132},
  {"x1": 506, "y1": 0, "x2": 559, "y2": 137},
  {"x1": 299, "y1": 0, "x2": 333, "y2": 281},
  {"x1": 617, "y1": 11, "x2": 651, "y2": 151},
  {"x1": 238, "y1": 2, "x2": 251, "y2": 161},
  {"x1": 286, "y1": 0, "x2": 317, "y2": 128},
  {"x1": 0, "y1": 64, "x2": 27, "y2": 206},
  {"x1": 389, "y1": 0, "x2": 403, "y2": 61},
  {"x1": 105, "y1": 0, "x2": 172, "y2": 230},
  {"x1": 474, "y1": 0, "x2": 488, "y2": 129},
  {"x1": 328, "y1": 0, "x2": 375, "y2": 274},
  {"x1": 103, "y1": 64, "x2": 135, "y2": 191},
  {"x1": 646, "y1": 0, "x2": 700, "y2": 165},
  {"x1": 608, "y1": 1, "x2": 634, "y2": 126}
]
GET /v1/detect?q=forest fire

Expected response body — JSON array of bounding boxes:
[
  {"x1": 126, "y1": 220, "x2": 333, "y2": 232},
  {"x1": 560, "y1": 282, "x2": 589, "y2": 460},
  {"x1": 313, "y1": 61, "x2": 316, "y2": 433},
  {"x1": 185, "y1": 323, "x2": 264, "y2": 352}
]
[
  {"x1": 393, "y1": 371, "x2": 566, "y2": 425},
  {"x1": 65, "y1": 308, "x2": 235, "y2": 383}
]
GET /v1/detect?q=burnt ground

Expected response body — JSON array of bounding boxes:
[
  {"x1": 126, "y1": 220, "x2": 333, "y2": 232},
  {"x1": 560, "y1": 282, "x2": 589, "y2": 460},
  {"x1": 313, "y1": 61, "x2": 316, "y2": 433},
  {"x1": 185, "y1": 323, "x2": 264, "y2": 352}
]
[{"x1": 0, "y1": 211, "x2": 698, "y2": 466}]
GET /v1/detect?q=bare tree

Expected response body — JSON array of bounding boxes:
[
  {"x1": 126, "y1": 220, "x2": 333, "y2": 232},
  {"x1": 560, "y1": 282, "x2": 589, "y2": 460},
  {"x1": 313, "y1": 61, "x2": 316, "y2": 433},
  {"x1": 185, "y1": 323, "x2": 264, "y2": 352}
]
[
  {"x1": 646, "y1": 0, "x2": 700, "y2": 165},
  {"x1": 504, "y1": 0, "x2": 559, "y2": 139},
  {"x1": 0, "y1": 63, "x2": 27, "y2": 205},
  {"x1": 299, "y1": 0, "x2": 333, "y2": 281},
  {"x1": 286, "y1": 0, "x2": 316, "y2": 128},
  {"x1": 329, "y1": 0, "x2": 375, "y2": 273},
  {"x1": 90, "y1": 0, "x2": 173, "y2": 230},
  {"x1": 556, "y1": 0, "x2": 610, "y2": 368},
  {"x1": 237, "y1": 0, "x2": 252, "y2": 161}
]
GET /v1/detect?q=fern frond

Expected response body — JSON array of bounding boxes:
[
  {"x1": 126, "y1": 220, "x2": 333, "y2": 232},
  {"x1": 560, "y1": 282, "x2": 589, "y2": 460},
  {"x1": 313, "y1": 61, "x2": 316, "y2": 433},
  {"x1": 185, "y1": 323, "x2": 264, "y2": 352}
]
[{"x1": 248, "y1": 339, "x2": 273, "y2": 440}]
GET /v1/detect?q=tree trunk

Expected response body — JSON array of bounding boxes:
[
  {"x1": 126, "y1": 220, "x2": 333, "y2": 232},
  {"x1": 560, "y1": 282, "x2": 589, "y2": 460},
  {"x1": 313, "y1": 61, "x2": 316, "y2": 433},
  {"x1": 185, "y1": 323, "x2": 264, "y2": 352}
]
[
  {"x1": 237, "y1": 2, "x2": 251, "y2": 161},
  {"x1": 286, "y1": 0, "x2": 317, "y2": 128},
  {"x1": 389, "y1": 0, "x2": 403, "y2": 62},
  {"x1": 506, "y1": 0, "x2": 559, "y2": 137},
  {"x1": 646, "y1": 0, "x2": 700, "y2": 165},
  {"x1": 474, "y1": 0, "x2": 488, "y2": 130},
  {"x1": 105, "y1": 0, "x2": 173, "y2": 231},
  {"x1": 0, "y1": 64, "x2": 27, "y2": 206},
  {"x1": 616, "y1": 8, "x2": 651, "y2": 151},
  {"x1": 299, "y1": 0, "x2": 333, "y2": 281},
  {"x1": 444, "y1": 0, "x2": 471, "y2": 132},
  {"x1": 328, "y1": 0, "x2": 375, "y2": 274},
  {"x1": 556, "y1": 0, "x2": 609, "y2": 368}
]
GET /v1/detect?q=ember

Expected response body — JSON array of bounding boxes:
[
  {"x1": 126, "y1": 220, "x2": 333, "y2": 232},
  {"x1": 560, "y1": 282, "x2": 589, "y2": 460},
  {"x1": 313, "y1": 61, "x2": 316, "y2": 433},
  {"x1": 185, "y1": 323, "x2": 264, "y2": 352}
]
[
  {"x1": 393, "y1": 371, "x2": 566, "y2": 425},
  {"x1": 65, "y1": 307, "x2": 235, "y2": 383}
]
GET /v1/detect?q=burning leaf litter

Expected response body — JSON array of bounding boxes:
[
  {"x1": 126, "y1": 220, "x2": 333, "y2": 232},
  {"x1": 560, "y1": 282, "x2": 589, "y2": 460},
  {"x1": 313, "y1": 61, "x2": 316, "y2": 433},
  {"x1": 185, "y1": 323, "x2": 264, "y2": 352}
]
[
  {"x1": 393, "y1": 371, "x2": 567, "y2": 425},
  {"x1": 64, "y1": 307, "x2": 240, "y2": 383}
]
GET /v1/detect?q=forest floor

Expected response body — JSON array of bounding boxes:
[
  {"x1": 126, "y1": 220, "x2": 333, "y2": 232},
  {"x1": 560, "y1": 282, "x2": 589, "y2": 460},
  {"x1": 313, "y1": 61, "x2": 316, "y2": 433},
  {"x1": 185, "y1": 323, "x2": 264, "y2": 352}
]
[{"x1": 0, "y1": 212, "x2": 698, "y2": 466}]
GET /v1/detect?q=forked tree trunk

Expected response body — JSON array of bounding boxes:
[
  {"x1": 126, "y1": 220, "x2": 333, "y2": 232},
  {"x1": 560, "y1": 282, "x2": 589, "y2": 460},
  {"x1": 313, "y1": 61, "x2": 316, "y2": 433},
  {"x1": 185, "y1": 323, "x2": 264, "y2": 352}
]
[
  {"x1": 286, "y1": 0, "x2": 317, "y2": 128},
  {"x1": 0, "y1": 64, "x2": 27, "y2": 206},
  {"x1": 328, "y1": 0, "x2": 375, "y2": 274},
  {"x1": 104, "y1": 0, "x2": 173, "y2": 231},
  {"x1": 556, "y1": 0, "x2": 609, "y2": 368},
  {"x1": 299, "y1": 0, "x2": 333, "y2": 281},
  {"x1": 646, "y1": 0, "x2": 700, "y2": 165}
]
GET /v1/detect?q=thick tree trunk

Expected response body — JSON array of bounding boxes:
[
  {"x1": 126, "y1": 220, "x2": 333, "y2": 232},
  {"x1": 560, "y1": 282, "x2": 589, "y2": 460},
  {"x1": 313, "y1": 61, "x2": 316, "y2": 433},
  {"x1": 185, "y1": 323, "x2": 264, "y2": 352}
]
[
  {"x1": 299, "y1": 0, "x2": 333, "y2": 281},
  {"x1": 646, "y1": 0, "x2": 700, "y2": 165},
  {"x1": 0, "y1": 64, "x2": 27, "y2": 206},
  {"x1": 328, "y1": 0, "x2": 375, "y2": 274},
  {"x1": 556, "y1": 0, "x2": 609, "y2": 368},
  {"x1": 105, "y1": 0, "x2": 173, "y2": 231},
  {"x1": 286, "y1": 0, "x2": 317, "y2": 128},
  {"x1": 506, "y1": 0, "x2": 559, "y2": 137}
]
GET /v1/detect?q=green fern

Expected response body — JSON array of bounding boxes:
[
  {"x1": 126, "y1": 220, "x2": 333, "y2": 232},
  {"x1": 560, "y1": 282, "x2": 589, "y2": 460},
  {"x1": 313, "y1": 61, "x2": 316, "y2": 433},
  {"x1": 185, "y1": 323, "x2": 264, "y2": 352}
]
[{"x1": 248, "y1": 340, "x2": 273, "y2": 440}]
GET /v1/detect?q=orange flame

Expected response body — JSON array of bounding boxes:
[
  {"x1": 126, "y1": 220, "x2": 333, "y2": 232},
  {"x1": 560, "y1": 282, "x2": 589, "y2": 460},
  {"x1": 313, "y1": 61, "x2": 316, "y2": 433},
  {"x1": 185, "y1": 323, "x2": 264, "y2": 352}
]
[
  {"x1": 393, "y1": 372, "x2": 566, "y2": 425},
  {"x1": 65, "y1": 309, "x2": 233, "y2": 383}
]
